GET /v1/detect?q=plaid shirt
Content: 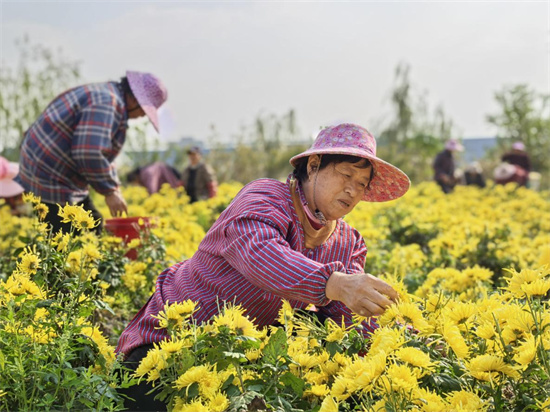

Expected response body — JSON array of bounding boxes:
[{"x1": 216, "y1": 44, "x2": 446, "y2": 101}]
[
  {"x1": 116, "y1": 176, "x2": 376, "y2": 357},
  {"x1": 15, "y1": 82, "x2": 128, "y2": 204}
]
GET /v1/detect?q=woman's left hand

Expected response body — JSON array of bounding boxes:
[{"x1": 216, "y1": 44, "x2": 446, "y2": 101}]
[{"x1": 325, "y1": 271, "x2": 399, "y2": 318}]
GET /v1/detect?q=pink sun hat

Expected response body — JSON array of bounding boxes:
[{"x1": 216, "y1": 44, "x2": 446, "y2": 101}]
[
  {"x1": 445, "y1": 139, "x2": 464, "y2": 152},
  {"x1": 512, "y1": 141, "x2": 525, "y2": 151},
  {"x1": 289, "y1": 123, "x2": 410, "y2": 202},
  {"x1": 126, "y1": 71, "x2": 168, "y2": 132},
  {"x1": 0, "y1": 156, "x2": 25, "y2": 198}
]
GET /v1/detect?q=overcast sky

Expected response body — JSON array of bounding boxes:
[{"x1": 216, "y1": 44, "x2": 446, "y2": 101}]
[{"x1": 1, "y1": 1, "x2": 548, "y2": 143}]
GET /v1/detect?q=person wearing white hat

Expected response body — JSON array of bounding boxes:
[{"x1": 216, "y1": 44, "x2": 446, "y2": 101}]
[
  {"x1": 14, "y1": 71, "x2": 168, "y2": 234},
  {"x1": 0, "y1": 156, "x2": 27, "y2": 215},
  {"x1": 433, "y1": 139, "x2": 464, "y2": 194}
]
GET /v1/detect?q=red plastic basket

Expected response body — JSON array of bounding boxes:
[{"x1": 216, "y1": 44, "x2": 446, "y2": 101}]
[{"x1": 104, "y1": 217, "x2": 155, "y2": 259}]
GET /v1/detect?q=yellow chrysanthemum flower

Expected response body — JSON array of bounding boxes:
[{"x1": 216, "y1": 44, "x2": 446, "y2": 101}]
[
  {"x1": 513, "y1": 334, "x2": 538, "y2": 367},
  {"x1": 318, "y1": 396, "x2": 339, "y2": 412},
  {"x1": 304, "y1": 384, "x2": 329, "y2": 398},
  {"x1": 503, "y1": 267, "x2": 550, "y2": 299},
  {"x1": 412, "y1": 387, "x2": 447, "y2": 412},
  {"x1": 368, "y1": 327, "x2": 405, "y2": 355},
  {"x1": 152, "y1": 300, "x2": 198, "y2": 330},
  {"x1": 394, "y1": 347, "x2": 433, "y2": 374},
  {"x1": 134, "y1": 347, "x2": 168, "y2": 378},
  {"x1": 467, "y1": 354, "x2": 520, "y2": 382},
  {"x1": 325, "y1": 318, "x2": 347, "y2": 342},
  {"x1": 172, "y1": 398, "x2": 210, "y2": 412},
  {"x1": 213, "y1": 306, "x2": 262, "y2": 338},
  {"x1": 57, "y1": 203, "x2": 81, "y2": 224},
  {"x1": 378, "y1": 301, "x2": 432, "y2": 333},
  {"x1": 17, "y1": 248, "x2": 41, "y2": 275},
  {"x1": 174, "y1": 365, "x2": 213, "y2": 390},
  {"x1": 207, "y1": 392, "x2": 230, "y2": 412},
  {"x1": 441, "y1": 323, "x2": 469, "y2": 359},
  {"x1": 377, "y1": 364, "x2": 418, "y2": 393},
  {"x1": 33, "y1": 203, "x2": 49, "y2": 220},
  {"x1": 445, "y1": 390, "x2": 488, "y2": 411},
  {"x1": 73, "y1": 208, "x2": 98, "y2": 230}
]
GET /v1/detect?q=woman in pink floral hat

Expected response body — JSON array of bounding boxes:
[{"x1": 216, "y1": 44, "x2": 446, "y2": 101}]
[
  {"x1": 116, "y1": 123, "x2": 410, "y2": 410},
  {"x1": 15, "y1": 71, "x2": 167, "y2": 235}
]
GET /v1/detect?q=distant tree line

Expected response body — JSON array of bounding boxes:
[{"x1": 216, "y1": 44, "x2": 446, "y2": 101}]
[{"x1": 1, "y1": 37, "x2": 548, "y2": 188}]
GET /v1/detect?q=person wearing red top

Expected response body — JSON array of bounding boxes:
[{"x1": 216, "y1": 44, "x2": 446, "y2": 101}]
[{"x1": 116, "y1": 123, "x2": 410, "y2": 410}]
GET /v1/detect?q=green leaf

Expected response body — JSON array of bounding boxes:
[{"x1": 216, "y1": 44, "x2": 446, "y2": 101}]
[
  {"x1": 263, "y1": 327, "x2": 287, "y2": 364},
  {"x1": 222, "y1": 351, "x2": 247, "y2": 360},
  {"x1": 92, "y1": 299, "x2": 115, "y2": 315},
  {"x1": 280, "y1": 371, "x2": 304, "y2": 397},
  {"x1": 431, "y1": 373, "x2": 462, "y2": 391},
  {"x1": 36, "y1": 299, "x2": 54, "y2": 308}
]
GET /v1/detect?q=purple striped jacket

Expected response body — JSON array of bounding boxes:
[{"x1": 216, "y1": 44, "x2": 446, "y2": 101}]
[{"x1": 116, "y1": 176, "x2": 377, "y2": 356}]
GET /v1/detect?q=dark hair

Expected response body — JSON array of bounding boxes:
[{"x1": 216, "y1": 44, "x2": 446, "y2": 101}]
[
  {"x1": 293, "y1": 154, "x2": 375, "y2": 189},
  {"x1": 126, "y1": 167, "x2": 142, "y2": 184},
  {"x1": 119, "y1": 76, "x2": 134, "y2": 98}
]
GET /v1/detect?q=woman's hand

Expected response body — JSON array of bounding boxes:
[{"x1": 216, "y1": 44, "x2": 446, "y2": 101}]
[
  {"x1": 105, "y1": 190, "x2": 128, "y2": 217},
  {"x1": 325, "y1": 271, "x2": 399, "y2": 317}
]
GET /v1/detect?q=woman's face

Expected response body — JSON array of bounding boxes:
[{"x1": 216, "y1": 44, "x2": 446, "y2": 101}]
[{"x1": 305, "y1": 156, "x2": 372, "y2": 221}]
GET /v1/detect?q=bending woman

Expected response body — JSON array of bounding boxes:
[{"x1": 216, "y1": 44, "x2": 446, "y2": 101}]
[{"x1": 116, "y1": 123, "x2": 410, "y2": 410}]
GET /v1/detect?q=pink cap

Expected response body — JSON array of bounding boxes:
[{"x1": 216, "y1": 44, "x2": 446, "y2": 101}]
[
  {"x1": 445, "y1": 139, "x2": 464, "y2": 152},
  {"x1": 126, "y1": 71, "x2": 168, "y2": 132},
  {"x1": 0, "y1": 156, "x2": 25, "y2": 198},
  {"x1": 512, "y1": 141, "x2": 525, "y2": 151},
  {"x1": 289, "y1": 123, "x2": 410, "y2": 202}
]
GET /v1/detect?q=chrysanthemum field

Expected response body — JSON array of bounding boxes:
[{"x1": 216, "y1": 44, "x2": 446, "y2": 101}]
[{"x1": 1, "y1": 182, "x2": 549, "y2": 411}]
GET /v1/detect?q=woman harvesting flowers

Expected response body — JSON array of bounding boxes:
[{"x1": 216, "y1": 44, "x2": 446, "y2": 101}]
[{"x1": 116, "y1": 123, "x2": 410, "y2": 409}]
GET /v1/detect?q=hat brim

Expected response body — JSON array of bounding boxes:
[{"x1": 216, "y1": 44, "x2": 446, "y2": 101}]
[
  {"x1": 126, "y1": 71, "x2": 161, "y2": 132},
  {"x1": 290, "y1": 148, "x2": 410, "y2": 202},
  {"x1": 0, "y1": 179, "x2": 24, "y2": 198}
]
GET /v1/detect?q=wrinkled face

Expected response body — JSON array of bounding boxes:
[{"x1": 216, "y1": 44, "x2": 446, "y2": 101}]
[{"x1": 306, "y1": 156, "x2": 372, "y2": 221}]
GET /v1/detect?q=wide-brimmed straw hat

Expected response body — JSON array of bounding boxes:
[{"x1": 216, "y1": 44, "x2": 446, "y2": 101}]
[
  {"x1": 289, "y1": 123, "x2": 410, "y2": 202},
  {"x1": 0, "y1": 156, "x2": 25, "y2": 198},
  {"x1": 126, "y1": 71, "x2": 168, "y2": 132}
]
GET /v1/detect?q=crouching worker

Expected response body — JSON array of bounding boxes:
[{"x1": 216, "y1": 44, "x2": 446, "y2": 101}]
[
  {"x1": 115, "y1": 123, "x2": 411, "y2": 410},
  {"x1": 126, "y1": 162, "x2": 183, "y2": 194}
]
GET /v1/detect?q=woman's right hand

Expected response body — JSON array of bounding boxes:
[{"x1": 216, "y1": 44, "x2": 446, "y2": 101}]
[
  {"x1": 325, "y1": 271, "x2": 399, "y2": 317},
  {"x1": 105, "y1": 190, "x2": 128, "y2": 217}
]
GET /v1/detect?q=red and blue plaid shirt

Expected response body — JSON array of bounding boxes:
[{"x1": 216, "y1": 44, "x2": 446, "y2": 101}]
[
  {"x1": 15, "y1": 82, "x2": 128, "y2": 204},
  {"x1": 116, "y1": 176, "x2": 377, "y2": 357}
]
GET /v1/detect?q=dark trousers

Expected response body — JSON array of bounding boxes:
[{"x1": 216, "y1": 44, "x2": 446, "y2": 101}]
[
  {"x1": 118, "y1": 344, "x2": 167, "y2": 412},
  {"x1": 43, "y1": 196, "x2": 103, "y2": 236}
]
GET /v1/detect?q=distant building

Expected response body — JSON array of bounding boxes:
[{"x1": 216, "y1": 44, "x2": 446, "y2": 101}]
[{"x1": 462, "y1": 137, "x2": 497, "y2": 164}]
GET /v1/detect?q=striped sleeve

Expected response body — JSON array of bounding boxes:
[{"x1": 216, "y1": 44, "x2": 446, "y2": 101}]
[
  {"x1": 347, "y1": 231, "x2": 367, "y2": 274},
  {"x1": 221, "y1": 213, "x2": 345, "y2": 306},
  {"x1": 71, "y1": 104, "x2": 120, "y2": 194}
]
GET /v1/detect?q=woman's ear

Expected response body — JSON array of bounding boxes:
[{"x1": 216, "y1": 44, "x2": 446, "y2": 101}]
[{"x1": 307, "y1": 155, "x2": 320, "y2": 176}]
